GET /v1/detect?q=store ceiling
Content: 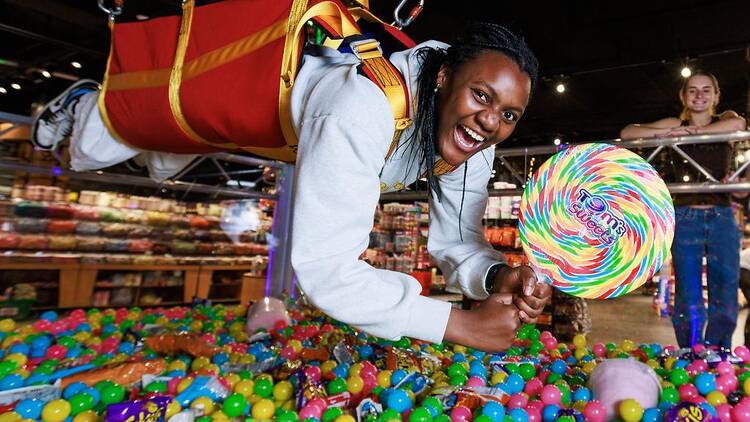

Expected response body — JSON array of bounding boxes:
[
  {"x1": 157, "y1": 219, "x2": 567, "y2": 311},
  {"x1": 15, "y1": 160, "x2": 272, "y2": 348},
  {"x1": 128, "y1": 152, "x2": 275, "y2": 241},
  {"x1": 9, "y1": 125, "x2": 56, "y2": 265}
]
[{"x1": 0, "y1": 0, "x2": 748, "y2": 149}]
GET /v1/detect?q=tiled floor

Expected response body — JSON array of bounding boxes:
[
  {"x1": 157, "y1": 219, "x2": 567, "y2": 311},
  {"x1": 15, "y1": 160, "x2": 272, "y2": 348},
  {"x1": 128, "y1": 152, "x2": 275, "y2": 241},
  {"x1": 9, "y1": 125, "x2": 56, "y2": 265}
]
[{"x1": 586, "y1": 293, "x2": 749, "y2": 347}]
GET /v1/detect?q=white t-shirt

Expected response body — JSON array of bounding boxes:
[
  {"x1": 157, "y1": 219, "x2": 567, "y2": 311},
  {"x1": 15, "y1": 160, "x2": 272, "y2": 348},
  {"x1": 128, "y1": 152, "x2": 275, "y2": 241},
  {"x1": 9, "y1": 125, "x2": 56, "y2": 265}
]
[{"x1": 289, "y1": 41, "x2": 506, "y2": 343}]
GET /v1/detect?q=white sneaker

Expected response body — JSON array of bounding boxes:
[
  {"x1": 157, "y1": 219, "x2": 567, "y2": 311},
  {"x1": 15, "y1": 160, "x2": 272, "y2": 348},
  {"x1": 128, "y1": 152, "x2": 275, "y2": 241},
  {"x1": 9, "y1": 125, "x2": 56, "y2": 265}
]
[{"x1": 31, "y1": 79, "x2": 101, "y2": 150}]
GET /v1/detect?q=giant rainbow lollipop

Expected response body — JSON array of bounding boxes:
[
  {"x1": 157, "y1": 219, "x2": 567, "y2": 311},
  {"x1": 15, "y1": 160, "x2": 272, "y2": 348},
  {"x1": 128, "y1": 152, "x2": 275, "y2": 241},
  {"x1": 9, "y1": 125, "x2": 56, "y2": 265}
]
[{"x1": 519, "y1": 143, "x2": 674, "y2": 299}]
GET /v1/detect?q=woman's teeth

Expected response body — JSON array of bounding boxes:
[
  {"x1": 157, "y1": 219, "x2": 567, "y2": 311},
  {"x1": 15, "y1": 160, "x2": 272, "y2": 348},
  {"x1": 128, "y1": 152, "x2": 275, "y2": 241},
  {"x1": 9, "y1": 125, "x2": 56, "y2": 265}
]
[{"x1": 461, "y1": 125, "x2": 485, "y2": 142}]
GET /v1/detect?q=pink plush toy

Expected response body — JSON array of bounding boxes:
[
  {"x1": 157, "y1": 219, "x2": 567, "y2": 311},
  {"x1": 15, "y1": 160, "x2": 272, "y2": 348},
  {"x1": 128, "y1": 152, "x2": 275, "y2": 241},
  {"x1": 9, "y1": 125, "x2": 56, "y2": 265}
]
[
  {"x1": 589, "y1": 358, "x2": 661, "y2": 420},
  {"x1": 245, "y1": 297, "x2": 291, "y2": 334}
]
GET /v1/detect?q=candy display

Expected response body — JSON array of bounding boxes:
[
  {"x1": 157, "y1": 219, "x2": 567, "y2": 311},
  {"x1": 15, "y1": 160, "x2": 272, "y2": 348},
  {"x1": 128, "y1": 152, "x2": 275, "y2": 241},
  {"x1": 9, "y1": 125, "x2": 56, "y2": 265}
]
[
  {"x1": 519, "y1": 143, "x2": 675, "y2": 299},
  {"x1": 0, "y1": 301, "x2": 744, "y2": 422}
]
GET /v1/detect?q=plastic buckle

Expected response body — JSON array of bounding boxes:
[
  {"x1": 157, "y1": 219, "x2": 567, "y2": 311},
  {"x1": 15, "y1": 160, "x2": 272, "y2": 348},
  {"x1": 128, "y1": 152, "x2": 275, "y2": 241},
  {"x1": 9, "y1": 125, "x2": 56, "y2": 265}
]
[{"x1": 349, "y1": 39, "x2": 382, "y2": 60}]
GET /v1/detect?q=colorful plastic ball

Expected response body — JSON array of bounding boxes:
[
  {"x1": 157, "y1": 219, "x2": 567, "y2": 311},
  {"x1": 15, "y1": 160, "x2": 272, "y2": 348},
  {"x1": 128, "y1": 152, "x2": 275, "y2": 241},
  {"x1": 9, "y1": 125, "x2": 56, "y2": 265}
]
[
  {"x1": 83, "y1": 388, "x2": 100, "y2": 406},
  {"x1": 541, "y1": 405, "x2": 560, "y2": 422},
  {"x1": 322, "y1": 407, "x2": 343, "y2": 422},
  {"x1": 222, "y1": 393, "x2": 247, "y2": 418},
  {"x1": 251, "y1": 399, "x2": 276, "y2": 420},
  {"x1": 0, "y1": 319, "x2": 15, "y2": 332},
  {"x1": 641, "y1": 408, "x2": 661, "y2": 422},
  {"x1": 15, "y1": 399, "x2": 43, "y2": 420},
  {"x1": 508, "y1": 408, "x2": 528, "y2": 422},
  {"x1": 707, "y1": 391, "x2": 728, "y2": 407},
  {"x1": 694, "y1": 373, "x2": 716, "y2": 395},
  {"x1": 450, "y1": 406, "x2": 472, "y2": 422},
  {"x1": 68, "y1": 393, "x2": 95, "y2": 416},
  {"x1": 540, "y1": 385, "x2": 561, "y2": 406},
  {"x1": 409, "y1": 407, "x2": 434, "y2": 422},
  {"x1": 504, "y1": 374, "x2": 525, "y2": 394},
  {"x1": 72, "y1": 410, "x2": 97, "y2": 422},
  {"x1": 273, "y1": 381, "x2": 293, "y2": 401},
  {"x1": 0, "y1": 412, "x2": 20, "y2": 422},
  {"x1": 661, "y1": 387, "x2": 679, "y2": 403},
  {"x1": 234, "y1": 380, "x2": 254, "y2": 396},
  {"x1": 0, "y1": 374, "x2": 24, "y2": 391},
  {"x1": 101, "y1": 384, "x2": 126, "y2": 405},
  {"x1": 386, "y1": 388, "x2": 412, "y2": 413},
  {"x1": 670, "y1": 368, "x2": 690, "y2": 386},
  {"x1": 481, "y1": 402, "x2": 505, "y2": 422},
  {"x1": 190, "y1": 396, "x2": 215, "y2": 414},
  {"x1": 572, "y1": 387, "x2": 591, "y2": 402},
  {"x1": 619, "y1": 399, "x2": 643, "y2": 422},
  {"x1": 166, "y1": 401, "x2": 182, "y2": 419},
  {"x1": 41, "y1": 400, "x2": 71, "y2": 422},
  {"x1": 583, "y1": 401, "x2": 607, "y2": 422},
  {"x1": 254, "y1": 378, "x2": 274, "y2": 398}
]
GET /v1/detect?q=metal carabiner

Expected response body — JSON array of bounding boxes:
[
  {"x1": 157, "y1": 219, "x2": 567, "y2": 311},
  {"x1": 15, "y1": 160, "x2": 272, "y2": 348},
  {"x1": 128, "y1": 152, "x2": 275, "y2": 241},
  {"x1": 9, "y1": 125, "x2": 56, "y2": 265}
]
[
  {"x1": 392, "y1": 0, "x2": 424, "y2": 29},
  {"x1": 97, "y1": 0, "x2": 124, "y2": 19}
]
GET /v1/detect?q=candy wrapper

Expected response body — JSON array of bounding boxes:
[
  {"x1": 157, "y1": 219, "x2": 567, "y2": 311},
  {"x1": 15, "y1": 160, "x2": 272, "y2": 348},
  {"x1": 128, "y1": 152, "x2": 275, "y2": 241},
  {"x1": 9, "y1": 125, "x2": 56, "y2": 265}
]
[
  {"x1": 385, "y1": 347, "x2": 441, "y2": 376},
  {"x1": 61, "y1": 359, "x2": 167, "y2": 388},
  {"x1": 0, "y1": 379, "x2": 61, "y2": 405},
  {"x1": 295, "y1": 371, "x2": 327, "y2": 411},
  {"x1": 392, "y1": 372, "x2": 432, "y2": 395},
  {"x1": 430, "y1": 386, "x2": 510, "y2": 411},
  {"x1": 222, "y1": 356, "x2": 280, "y2": 376},
  {"x1": 333, "y1": 342, "x2": 355, "y2": 366},
  {"x1": 105, "y1": 396, "x2": 171, "y2": 422},
  {"x1": 356, "y1": 398, "x2": 383, "y2": 422},
  {"x1": 665, "y1": 402, "x2": 720, "y2": 422},
  {"x1": 144, "y1": 334, "x2": 218, "y2": 358},
  {"x1": 174, "y1": 376, "x2": 228, "y2": 408}
]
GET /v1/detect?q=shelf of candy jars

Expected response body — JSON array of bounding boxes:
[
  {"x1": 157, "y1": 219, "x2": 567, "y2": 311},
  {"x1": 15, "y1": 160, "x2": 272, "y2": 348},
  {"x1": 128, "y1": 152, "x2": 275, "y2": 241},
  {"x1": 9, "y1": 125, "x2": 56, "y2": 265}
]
[{"x1": 0, "y1": 177, "x2": 274, "y2": 308}]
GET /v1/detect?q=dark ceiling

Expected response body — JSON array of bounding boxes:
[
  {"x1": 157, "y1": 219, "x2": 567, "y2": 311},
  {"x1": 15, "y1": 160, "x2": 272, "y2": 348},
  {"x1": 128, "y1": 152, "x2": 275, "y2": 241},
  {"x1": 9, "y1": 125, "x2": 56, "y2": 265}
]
[{"x1": 0, "y1": 0, "x2": 748, "y2": 148}]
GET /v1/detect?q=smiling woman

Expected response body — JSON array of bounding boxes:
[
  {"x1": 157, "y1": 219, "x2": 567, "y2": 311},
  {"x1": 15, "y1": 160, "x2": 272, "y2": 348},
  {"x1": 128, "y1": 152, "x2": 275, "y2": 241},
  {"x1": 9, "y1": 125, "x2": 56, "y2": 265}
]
[{"x1": 30, "y1": 20, "x2": 548, "y2": 352}]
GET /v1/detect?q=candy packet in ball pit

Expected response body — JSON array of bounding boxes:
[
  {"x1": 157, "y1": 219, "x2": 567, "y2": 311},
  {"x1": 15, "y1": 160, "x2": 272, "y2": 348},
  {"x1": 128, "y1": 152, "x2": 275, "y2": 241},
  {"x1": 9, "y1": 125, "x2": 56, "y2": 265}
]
[
  {"x1": 0, "y1": 379, "x2": 61, "y2": 405},
  {"x1": 105, "y1": 395, "x2": 171, "y2": 422}
]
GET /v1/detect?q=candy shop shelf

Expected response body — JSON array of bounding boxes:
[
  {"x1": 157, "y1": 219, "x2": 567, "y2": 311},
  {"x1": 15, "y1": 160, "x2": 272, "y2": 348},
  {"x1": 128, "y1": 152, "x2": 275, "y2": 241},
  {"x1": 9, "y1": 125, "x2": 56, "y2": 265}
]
[{"x1": 197, "y1": 267, "x2": 266, "y2": 307}]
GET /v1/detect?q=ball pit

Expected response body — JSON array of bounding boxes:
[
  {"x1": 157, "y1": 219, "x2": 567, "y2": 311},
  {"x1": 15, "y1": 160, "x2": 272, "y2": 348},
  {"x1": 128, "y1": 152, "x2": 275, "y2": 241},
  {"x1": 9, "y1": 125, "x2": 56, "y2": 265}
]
[{"x1": 0, "y1": 302, "x2": 746, "y2": 422}]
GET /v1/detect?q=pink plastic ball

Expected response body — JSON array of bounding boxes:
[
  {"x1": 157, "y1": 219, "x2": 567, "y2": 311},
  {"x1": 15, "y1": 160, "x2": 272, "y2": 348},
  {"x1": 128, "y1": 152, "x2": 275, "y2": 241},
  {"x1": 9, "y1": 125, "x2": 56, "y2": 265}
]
[
  {"x1": 45, "y1": 344, "x2": 67, "y2": 360},
  {"x1": 201, "y1": 334, "x2": 216, "y2": 344},
  {"x1": 280, "y1": 345, "x2": 297, "y2": 359},
  {"x1": 524, "y1": 378, "x2": 544, "y2": 397},
  {"x1": 526, "y1": 406, "x2": 542, "y2": 422},
  {"x1": 540, "y1": 331, "x2": 553, "y2": 340},
  {"x1": 717, "y1": 361, "x2": 734, "y2": 376},
  {"x1": 692, "y1": 359, "x2": 708, "y2": 373},
  {"x1": 450, "y1": 406, "x2": 473, "y2": 422},
  {"x1": 693, "y1": 344, "x2": 706, "y2": 354},
  {"x1": 542, "y1": 338, "x2": 558, "y2": 351},
  {"x1": 33, "y1": 320, "x2": 51, "y2": 332},
  {"x1": 540, "y1": 385, "x2": 561, "y2": 406},
  {"x1": 465, "y1": 376, "x2": 485, "y2": 387},
  {"x1": 732, "y1": 403, "x2": 750, "y2": 422},
  {"x1": 592, "y1": 343, "x2": 607, "y2": 358},
  {"x1": 360, "y1": 362, "x2": 378, "y2": 378},
  {"x1": 362, "y1": 374, "x2": 377, "y2": 393},
  {"x1": 167, "y1": 377, "x2": 182, "y2": 395},
  {"x1": 527, "y1": 400, "x2": 544, "y2": 412},
  {"x1": 304, "y1": 366, "x2": 322, "y2": 383},
  {"x1": 679, "y1": 384, "x2": 700, "y2": 401},
  {"x1": 690, "y1": 395, "x2": 707, "y2": 404},
  {"x1": 735, "y1": 346, "x2": 750, "y2": 363},
  {"x1": 664, "y1": 345, "x2": 677, "y2": 354},
  {"x1": 299, "y1": 405, "x2": 322, "y2": 420},
  {"x1": 508, "y1": 393, "x2": 528, "y2": 410},
  {"x1": 307, "y1": 398, "x2": 327, "y2": 412},
  {"x1": 716, "y1": 404, "x2": 732, "y2": 422},
  {"x1": 583, "y1": 401, "x2": 607, "y2": 422}
]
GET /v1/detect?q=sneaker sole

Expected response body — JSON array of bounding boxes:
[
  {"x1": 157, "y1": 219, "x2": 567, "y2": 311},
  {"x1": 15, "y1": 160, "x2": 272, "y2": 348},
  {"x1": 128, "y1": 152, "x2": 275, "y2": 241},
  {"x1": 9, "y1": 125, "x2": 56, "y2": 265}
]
[{"x1": 31, "y1": 79, "x2": 102, "y2": 150}]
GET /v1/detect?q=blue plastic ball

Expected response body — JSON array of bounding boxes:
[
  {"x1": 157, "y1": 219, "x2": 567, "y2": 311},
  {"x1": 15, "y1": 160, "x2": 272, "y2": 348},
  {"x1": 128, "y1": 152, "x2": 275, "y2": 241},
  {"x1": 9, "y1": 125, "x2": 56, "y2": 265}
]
[
  {"x1": 542, "y1": 405, "x2": 560, "y2": 422},
  {"x1": 40, "y1": 311, "x2": 58, "y2": 322},
  {"x1": 481, "y1": 402, "x2": 506, "y2": 422},
  {"x1": 508, "y1": 408, "x2": 528, "y2": 422},
  {"x1": 572, "y1": 387, "x2": 591, "y2": 402},
  {"x1": 0, "y1": 373, "x2": 24, "y2": 390},
  {"x1": 15, "y1": 398, "x2": 43, "y2": 419},
  {"x1": 693, "y1": 373, "x2": 716, "y2": 395},
  {"x1": 64, "y1": 382, "x2": 89, "y2": 399},
  {"x1": 550, "y1": 360, "x2": 567, "y2": 375},
  {"x1": 391, "y1": 369, "x2": 407, "y2": 385},
  {"x1": 503, "y1": 373, "x2": 525, "y2": 394},
  {"x1": 642, "y1": 408, "x2": 662, "y2": 422},
  {"x1": 358, "y1": 345, "x2": 373, "y2": 359},
  {"x1": 385, "y1": 388, "x2": 412, "y2": 413},
  {"x1": 8, "y1": 343, "x2": 30, "y2": 355}
]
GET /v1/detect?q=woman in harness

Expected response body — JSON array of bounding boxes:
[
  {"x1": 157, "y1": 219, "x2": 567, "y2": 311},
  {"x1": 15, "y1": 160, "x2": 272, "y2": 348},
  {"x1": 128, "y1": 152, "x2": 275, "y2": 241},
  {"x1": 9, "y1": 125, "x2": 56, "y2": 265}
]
[{"x1": 32, "y1": 22, "x2": 550, "y2": 352}]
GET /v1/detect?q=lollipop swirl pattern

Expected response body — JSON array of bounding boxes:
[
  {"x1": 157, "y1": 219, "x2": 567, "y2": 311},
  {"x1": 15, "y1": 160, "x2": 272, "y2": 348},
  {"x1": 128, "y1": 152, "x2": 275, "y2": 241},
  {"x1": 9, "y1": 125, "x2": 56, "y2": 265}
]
[{"x1": 519, "y1": 143, "x2": 675, "y2": 299}]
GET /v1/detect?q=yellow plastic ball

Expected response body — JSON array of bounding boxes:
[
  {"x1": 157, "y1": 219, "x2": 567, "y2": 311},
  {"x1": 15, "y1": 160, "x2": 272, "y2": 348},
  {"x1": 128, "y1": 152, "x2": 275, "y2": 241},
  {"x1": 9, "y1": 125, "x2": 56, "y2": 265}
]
[
  {"x1": 572, "y1": 334, "x2": 587, "y2": 349},
  {"x1": 582, "y1": 362, "x2": 597, "y2": 375},
  {"x1": 166, "y1": 401, "x2": 182, "y2": 419},
  {"x1": 238, "y1": 354, "x2": 255, "y2": 364},
  {"x1": 619, "y1": 399, "x2": 643, "y2": 422},
  {"x1": 664, "y1": 357, "x2": 677, "y2": 371},
  {"x1": 234, "y1": 380, "x2": 255, "y2": 397},
  {"x1": 288, "y1": 340, "x2": 302, "y2": 354},
  {"x1": 321, "y1": 360, "x2": 337, "y2": 374},
  {"x1": 156, "y1": 316, "x2": 169, "y2": 326},
  {"x1": 335, "y1": 415, "x2": 356, "y2": 422},
  {"x1": 281, "y1": 400, "x2": 294, "y2": 411},
  {"x1": 573, "y1": 400, "x2": 588, "y2": 413},
  {"x1": 168, "y1": 360, "x2": 187, "y2": 372},
  {"x1": 273, "y1": 381, "x2": 293, "y2": 401},
  {"x1": 72, "y1": 411, "x2": 98, "y2": 422},
  {"x1": 491, "y1": 371, "x2": 508, "y2": 385},
  {"x1": 349, "y1": 363, "x2": 364, "y2": 376},
  {"x1": 346, "y1": 376, "x2": 364, "y2": 394},
  {"x1": 0, "y1": 412, "x2": 21, "y2": 422},
  {"x1": 190, "y1": 396, "x2": 215, "y2": 414},
  {"x1": 233, "y1": 332, "x2": 248, "y2": 342},
  {"x1": 192, "y1": 356, "x2": 211, "y2": 371},
  {"x1": 42, "y1": 400, "x2": 71, "y2": 422},
  {"x1": 0, "y1": 319, "x2": 15, "y2": 332},
  {"x1": 621, "y1": 339, "x2": 636, "y2": 353},
  {"x1": 177, "y1": 377, "x2": 194, "y2": 393},
  {"x1": 377, "y1": 370, "x2": 392, "y2": 388},
  {"x1": 247, "y1": 394, "x2": 263, "y2": 405},
  {"x1": 453, "y1": 345, "x2": 467, "y2": 353},
  {"x1": 201, "y1": 364, "x2": 220, "y2": 375},
  {"x1": 256, "y1": 374, "x2": 273, "y2": 383},
  {"x1": 211, "y1": 411, "x2": 229, "y2": 422},
  {"x1": 251, "y1": 399, "x2": 275, "y2": 420},
  {"x1": 706, "y1": 391, "x2": 727, "y2": 406},
  {"x1": 645, "y1": 359, "x2": 659, "y2": 369},
  {"x1": 190, "y1": 321, "x2": 203, "y2": 331},
  {"x1": 574, "y1": 348, "x2": 588, "y2": 360},
  {"x1": 744, "y1": 377, "x2": 750, "y2": 395},
  {"x1": 224, "y1": 374, "x2": 241, "y2": 388},
  {"x1": 4, "y1": 353, "x2": 26, "y2": 368}
]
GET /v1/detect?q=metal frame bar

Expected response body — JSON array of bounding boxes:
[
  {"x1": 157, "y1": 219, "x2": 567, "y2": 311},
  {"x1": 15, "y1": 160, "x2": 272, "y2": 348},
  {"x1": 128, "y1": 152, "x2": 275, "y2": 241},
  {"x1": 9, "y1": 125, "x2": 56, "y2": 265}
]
[{"x1": 671, "y1": 144, "x2": 718, "y2": 182}]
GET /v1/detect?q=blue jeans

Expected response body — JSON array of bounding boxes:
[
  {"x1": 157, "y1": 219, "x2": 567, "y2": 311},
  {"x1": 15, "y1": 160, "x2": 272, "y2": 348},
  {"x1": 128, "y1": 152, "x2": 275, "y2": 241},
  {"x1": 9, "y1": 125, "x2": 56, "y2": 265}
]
[{"x1": 671, "y1": 206, "x2": 740, "y2": 349}]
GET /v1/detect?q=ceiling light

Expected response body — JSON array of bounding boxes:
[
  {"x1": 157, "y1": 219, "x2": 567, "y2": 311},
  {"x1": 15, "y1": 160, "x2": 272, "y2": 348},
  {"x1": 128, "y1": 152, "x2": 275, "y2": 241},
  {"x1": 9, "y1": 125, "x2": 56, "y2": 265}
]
[
  {"x1": 71, "y1": 61, "x2": 82, "y2": 69},
  {"x1": 680, "y1": 67, "x2": 692, "y2": 78},
  {"x1": 41, "y1": 70, "x2": 51, "y2": 78},
  {"x1": 10, "y1": 83, "x2": 20, "y2": 90},
  {"x1": 738, "y1": 154, "x2": 746, "y2": 163},
  {"x1": 0, "y1": 87, "x2": 6, "y2": 94},
  {"x1": 553, "y1": 138, "x2": 561, "y2": 146},
  {"x1": 135, "y1": 14, "x2": 149, "y2": 20},
  {"x1": 555, "y1": 83, "x2": 565, "y2": 93},
  {"x1": 682, "y1": 175, "x2": 690, "y2": 182}
]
